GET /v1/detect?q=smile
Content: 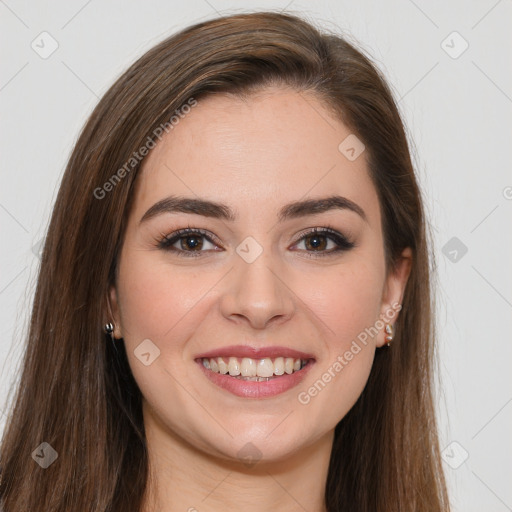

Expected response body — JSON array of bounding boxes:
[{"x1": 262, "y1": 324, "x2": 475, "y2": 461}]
[
  {"x1": 195, "y1": 346, "x2": 315, "y2": 398},
  {"x1": 201, "y1": 356, "x2": 308, "y2": 380}
]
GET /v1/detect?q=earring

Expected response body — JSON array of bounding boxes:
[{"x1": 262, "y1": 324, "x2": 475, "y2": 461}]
[
  {"x1": 385, "y1": 323, "x2": 394, "y2": 346},
  {"x1": 104, "y1": 322, "x2": 115, "y2": 339},
  {"x1": 104, "y1": 322, "x2": 120, "y2": 354}
]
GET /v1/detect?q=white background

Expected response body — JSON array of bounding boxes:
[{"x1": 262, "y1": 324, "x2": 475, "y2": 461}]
[{"x1": 1, "y1": 1, "x2": 511, "y2": 511}]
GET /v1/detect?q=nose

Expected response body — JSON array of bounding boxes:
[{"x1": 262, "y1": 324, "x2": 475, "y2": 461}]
[{"x1": 219, "y1": 252, "x2": 295, "y2": 330}]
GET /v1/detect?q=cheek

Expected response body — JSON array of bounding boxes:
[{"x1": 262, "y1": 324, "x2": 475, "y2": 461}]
[
  {"x1": 115, "y1": 251, "x2": 216, "y2": 414},
  {"x1": 116, "y1": 247, "x2": 214, "y2": 345},
  {"x1": 298, "y1": 259, "x2": 384, "y2": 351},
  {"x1": 292, "y1": 259, "x2": 383, "y2": 418}
]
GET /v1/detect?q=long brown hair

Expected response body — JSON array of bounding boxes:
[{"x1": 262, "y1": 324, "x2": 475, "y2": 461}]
[{"x1": 0, "y1": 11, "x2": 450, "y2": 511}]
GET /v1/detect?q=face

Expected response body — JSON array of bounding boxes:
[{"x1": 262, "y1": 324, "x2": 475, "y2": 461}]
[{"x1": 109, "y1": 87, "x2": 411, "y2": 464}]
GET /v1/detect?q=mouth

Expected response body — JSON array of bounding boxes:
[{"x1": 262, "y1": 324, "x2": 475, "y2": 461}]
[
  {"x1": 199, "y1": 356, "x2": 310, "y2": 381},
  {"x1": 194, "y1": 347, "x2": 315, "y2": 398}
]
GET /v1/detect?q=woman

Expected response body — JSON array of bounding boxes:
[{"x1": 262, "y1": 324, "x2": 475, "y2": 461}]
[{"x1": 0, "y1": 11, "x2": 450, "y2": 512}]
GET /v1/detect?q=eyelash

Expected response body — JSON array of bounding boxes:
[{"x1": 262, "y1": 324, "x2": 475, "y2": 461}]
[{"x1": 156, "y1": 224, "x2": 355, "y2": 258}]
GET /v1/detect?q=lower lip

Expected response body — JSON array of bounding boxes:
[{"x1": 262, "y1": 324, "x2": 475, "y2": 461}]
[{"x1": 195, "y1": 359, "x2": 315, "y2": 399}]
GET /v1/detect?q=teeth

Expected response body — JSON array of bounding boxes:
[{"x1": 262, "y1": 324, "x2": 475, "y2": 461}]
[
  {"x1": 273, "y1": 357, "x2": 284, "y2": 375},
  {"x1": 217, "y1": 357, "x2": 228, "y2": 374},
  {"x1": 228, "y1": 357, "x2": 240, "y2": 376},
  {"x1": 240, "y1": 357, "x2": 257, "y2": 377},
  {"x1": 257, "y1": 358, "x2": 274, "y2": 378},
  {"x1": 202, "y1": 356, "x2": 308, "y2": 377},
  {"x1": 231, "y1": 375, "x2": 272, "y2": 382}
]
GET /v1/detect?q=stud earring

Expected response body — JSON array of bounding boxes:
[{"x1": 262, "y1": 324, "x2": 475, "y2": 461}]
[
  {"x1": 385, "y1": 323, "x2": 394, "y2": 346},
  {"x1": 104, "y1": 322, "x2": 115, "y2": 338},
  {"x1": 104, "y1": 321, "x2": 120, "y2": 354}
]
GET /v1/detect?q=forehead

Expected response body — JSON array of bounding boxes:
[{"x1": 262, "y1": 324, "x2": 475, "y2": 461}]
[{"x1": 132, "y1": 88, "x2": 380, "y2": 227}]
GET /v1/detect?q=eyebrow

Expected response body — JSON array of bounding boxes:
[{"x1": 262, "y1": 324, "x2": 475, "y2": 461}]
[{"x1": 139, "y1": 194, "x2": 368, "y2": 225}]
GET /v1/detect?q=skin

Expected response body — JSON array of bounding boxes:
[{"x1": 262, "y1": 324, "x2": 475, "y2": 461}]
[{"x1": 109, "y1": 87, "x2": 412, "y2": 512}]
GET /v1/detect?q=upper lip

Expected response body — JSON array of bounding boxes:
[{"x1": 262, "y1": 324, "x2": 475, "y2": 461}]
[{"x1": 195, "y1": 345, "x2": 315, "y2": 360}]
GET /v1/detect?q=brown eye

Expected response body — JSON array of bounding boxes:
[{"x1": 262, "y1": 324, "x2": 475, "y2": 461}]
[
  {"x1": 303, "y1": 233, "x2": 329, "y2": 251},
  {"x1": 292, "y1": 228, "x2": 355, "y2": 257},
  {"x1": 158, "y1": 228, "x2": 220, "y2": 257},
  {"x1": 178, "y1": 234, "x2": 204, "y2": 251}
]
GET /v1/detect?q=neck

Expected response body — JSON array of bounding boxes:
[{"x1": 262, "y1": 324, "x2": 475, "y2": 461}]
[{"x1": 140, "y1": 403, "x2": 333, "y2": 512}]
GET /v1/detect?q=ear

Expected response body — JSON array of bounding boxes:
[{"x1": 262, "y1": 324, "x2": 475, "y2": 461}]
[
  {"x1": 376, "y1": 247, "x2": 412, "y2": 347},
  {"x1": 107, "y1": 285, "x2": 123, "y2": 339}
]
